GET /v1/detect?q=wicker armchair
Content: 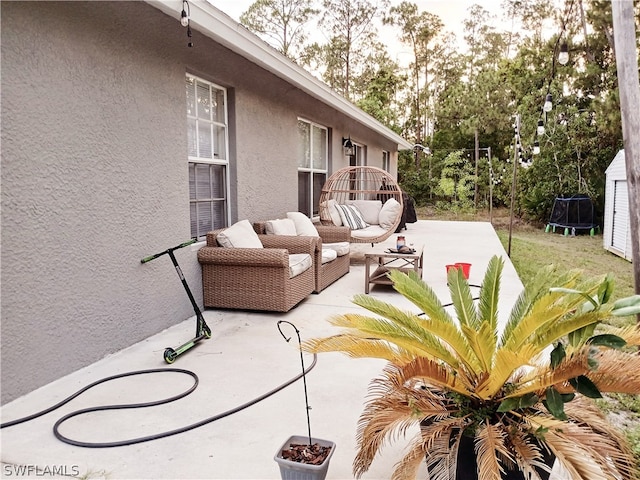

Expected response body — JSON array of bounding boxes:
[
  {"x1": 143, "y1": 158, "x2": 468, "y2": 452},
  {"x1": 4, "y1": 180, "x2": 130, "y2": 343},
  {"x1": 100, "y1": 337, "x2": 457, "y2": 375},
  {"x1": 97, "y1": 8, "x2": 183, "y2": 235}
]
[
  {"x1": 253, "y1": 222, "x2": 351, "y2": 293},
  {"x1": 197, "y1": 230, "x2": 316, "y2": 312}
]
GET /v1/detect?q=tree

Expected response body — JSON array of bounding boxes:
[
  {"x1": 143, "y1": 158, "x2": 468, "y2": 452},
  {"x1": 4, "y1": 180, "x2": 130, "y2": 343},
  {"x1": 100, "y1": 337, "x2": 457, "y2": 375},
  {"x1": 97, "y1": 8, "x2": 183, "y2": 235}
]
[
  {"x1": 384, "y1": 2, "x2": 444, "y2": 150},
  {"x1": 240, "y1": 0, "x2": 319, "y2": 60},
  {"x1": 317, "y1": 0, "x2": 389, "y2": 99}
]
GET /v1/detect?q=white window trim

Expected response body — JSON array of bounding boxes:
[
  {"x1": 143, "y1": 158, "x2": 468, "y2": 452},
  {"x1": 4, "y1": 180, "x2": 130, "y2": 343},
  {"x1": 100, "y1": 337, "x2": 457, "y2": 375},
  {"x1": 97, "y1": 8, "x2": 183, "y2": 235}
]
[
  {"x1": 298, "y1": 117, "x2": 328, "y2": 218},
  {"x1": 187, "y1": 73, "x2": 231, "y2": 237}
]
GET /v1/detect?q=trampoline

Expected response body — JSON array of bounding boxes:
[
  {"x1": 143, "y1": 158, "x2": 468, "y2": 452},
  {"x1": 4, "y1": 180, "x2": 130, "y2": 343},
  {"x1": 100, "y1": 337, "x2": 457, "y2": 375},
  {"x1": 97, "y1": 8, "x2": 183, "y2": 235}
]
[{"x1": 545, "y1": 194, "x2": 600, "y2": 236}]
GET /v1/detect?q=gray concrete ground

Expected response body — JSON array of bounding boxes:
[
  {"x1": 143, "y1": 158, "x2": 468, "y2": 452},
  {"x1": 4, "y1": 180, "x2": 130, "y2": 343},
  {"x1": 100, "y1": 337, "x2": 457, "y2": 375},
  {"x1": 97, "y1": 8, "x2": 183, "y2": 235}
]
[{"x1": 1, "y1": 220, "x2": 526, "y2": 480}]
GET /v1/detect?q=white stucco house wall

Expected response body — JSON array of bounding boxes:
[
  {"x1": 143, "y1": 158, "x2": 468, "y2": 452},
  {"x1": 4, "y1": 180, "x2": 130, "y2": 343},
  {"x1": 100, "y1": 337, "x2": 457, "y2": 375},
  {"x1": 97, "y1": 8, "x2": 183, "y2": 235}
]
[
  {"x1": 0, "y1": 1, "x2": 411, "y2": 403},
  {"x1": 603, "y1": 149, "x2": 633, "y2": 261}
]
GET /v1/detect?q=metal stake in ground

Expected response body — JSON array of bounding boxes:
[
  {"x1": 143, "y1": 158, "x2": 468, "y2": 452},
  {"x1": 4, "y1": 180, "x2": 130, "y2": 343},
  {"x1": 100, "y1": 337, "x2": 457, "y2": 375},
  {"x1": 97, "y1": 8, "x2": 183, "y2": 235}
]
[{"x1": 277, "y1": 320, "x2": 312, "y2": 446}]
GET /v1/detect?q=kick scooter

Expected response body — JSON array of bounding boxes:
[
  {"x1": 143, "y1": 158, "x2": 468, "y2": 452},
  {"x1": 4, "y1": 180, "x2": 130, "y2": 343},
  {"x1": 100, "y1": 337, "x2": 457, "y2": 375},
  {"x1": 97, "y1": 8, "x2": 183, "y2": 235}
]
[{"x1": 141, "y1": 239, "x2": 211, "y2": 363}]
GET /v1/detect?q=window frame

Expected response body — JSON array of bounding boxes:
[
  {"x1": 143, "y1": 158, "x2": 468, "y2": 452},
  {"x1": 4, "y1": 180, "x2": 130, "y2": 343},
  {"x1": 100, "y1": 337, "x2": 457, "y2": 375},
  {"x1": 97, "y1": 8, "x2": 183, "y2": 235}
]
[
  {"x1": 297, "y1": 118, "x2": 328, "y2": 217},
  {"x1": 186, "y1": 73, "x2": 231, "y2": 239}
]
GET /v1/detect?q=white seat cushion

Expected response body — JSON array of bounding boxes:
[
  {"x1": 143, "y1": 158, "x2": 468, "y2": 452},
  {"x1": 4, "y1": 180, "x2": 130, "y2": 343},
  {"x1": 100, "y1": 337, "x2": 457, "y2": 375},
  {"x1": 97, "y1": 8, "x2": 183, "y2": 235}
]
[
  {"x1": 379, "y1": 198, "x2": 402, "y2": 229},
  {"x1": 286, "y1": 212, "x2": 320, "y2": 237},
  {"x1": 265, "y1": 218, "x2": 297, "y2": 236},
  {"x1": 323, "y1": 242, "x2": 350, "y2": 256},
  {"x1": 288, "y1": 253, "x2": 312, "y2": 278},
  {"x1": 217, "y1": 220, "x2": 263, "y2": 248},
  {"x1": 321, "y1": 248, "x2": 338, "y2": 264},
  {"x1": 350, "y1": 225, "x2": 388, "y2": 239},
  {"x1": 336, "y1": 204, "x2": 369, "y2": 230}
]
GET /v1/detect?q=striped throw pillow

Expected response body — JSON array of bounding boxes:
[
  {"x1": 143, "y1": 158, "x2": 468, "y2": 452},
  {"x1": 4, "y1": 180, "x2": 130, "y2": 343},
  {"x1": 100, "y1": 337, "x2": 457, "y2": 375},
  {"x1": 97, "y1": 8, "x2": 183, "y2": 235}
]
[{"x1": 336, "y1": 204, "x2": 369, "y2": 230}]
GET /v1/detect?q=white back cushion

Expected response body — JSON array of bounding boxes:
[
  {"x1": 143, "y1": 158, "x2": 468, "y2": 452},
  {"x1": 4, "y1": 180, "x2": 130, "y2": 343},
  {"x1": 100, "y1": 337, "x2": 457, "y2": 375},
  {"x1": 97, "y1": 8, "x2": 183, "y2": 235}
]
[
  {"x1": 347, "y1": 200, "x2": 382, "y2": 225},
  {"x1": 379, "y1": 198, "x2": 403, "y2": 229},
  {"x1": 265, "y1": 218, "x2": 297, "y2": 236},
  {"x1": 286, "y1": 212, "x2": 320, "y2": 237},
  {"x1": 217, "y1": 219, "x2": 263, "y2": 248}
]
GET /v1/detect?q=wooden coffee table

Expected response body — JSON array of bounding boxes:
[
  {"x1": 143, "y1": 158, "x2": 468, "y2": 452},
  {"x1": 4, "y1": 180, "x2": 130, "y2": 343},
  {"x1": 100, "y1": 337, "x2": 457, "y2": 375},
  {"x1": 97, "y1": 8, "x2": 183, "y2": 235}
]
[{"x1": 364, "y1": 244, "x2": 424, "y2": 293}]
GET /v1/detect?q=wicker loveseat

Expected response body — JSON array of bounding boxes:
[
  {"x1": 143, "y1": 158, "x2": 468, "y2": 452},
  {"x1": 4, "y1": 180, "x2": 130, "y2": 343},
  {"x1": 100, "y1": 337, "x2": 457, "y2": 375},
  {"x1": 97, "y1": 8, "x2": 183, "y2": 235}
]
[
  {"x1": 253, "y1": 219, "x2": 350, "y2": 293},
  {"x1": 197, "y1": 226, "x2": 316, "y2": 312}
]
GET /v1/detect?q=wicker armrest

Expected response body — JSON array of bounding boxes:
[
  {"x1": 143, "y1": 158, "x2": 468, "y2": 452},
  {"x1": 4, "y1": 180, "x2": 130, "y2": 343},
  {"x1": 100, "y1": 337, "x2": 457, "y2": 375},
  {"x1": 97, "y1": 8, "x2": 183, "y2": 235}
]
[
  {"x1": 259, "y1": 234, "x2": 319, "y2": 255},
  {"x1": 197, "y1": 246, "x2": 289, "y2": 267},
  {"x1": 315, "y1": 225, "x2": 351, "y2": 243}
]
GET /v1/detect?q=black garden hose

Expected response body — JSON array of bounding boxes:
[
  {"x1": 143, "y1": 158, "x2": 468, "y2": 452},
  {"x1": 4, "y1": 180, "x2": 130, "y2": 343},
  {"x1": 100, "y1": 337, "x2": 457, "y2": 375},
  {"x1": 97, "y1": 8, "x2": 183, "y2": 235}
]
[{"x1": 1, "y1": 355, "x2": 317, "y2": 448}]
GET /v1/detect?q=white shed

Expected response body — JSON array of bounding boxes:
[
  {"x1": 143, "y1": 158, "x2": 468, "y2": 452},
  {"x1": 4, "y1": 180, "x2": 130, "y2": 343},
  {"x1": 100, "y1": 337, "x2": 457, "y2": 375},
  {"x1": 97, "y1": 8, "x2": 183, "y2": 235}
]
[{"x1": 603, "y1": 150, "x2": 633, "y2": 261}]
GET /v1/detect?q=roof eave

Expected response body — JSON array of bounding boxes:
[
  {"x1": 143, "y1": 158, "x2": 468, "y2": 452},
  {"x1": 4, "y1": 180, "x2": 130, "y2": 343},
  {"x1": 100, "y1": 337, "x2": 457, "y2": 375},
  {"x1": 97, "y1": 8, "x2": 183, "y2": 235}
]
[{"x1": 145, "y1": 0, "x2": 412, "y2": 151}]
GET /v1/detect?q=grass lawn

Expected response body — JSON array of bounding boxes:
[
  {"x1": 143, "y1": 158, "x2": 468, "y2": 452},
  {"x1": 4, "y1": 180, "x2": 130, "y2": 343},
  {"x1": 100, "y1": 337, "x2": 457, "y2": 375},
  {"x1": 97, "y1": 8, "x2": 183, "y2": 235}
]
[{"x1": 417, "y1": 206, "x2": 640, "y2": 464}]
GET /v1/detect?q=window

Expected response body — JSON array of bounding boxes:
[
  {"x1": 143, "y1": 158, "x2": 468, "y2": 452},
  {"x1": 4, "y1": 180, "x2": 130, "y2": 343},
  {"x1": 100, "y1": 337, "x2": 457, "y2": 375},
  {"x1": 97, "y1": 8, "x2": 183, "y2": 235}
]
[
  {"x1": 186, "y1": 74, "x2": 230, "y2": 239},
  {"x1": 297, "y1": 119, "x2": 327, "y2": 217},
  {"x1": 349, "y1": 143, "x2": 364, "y2": 167},
  {"x1": 382, "y1": 150, "x2": 390, "y2": 171}
]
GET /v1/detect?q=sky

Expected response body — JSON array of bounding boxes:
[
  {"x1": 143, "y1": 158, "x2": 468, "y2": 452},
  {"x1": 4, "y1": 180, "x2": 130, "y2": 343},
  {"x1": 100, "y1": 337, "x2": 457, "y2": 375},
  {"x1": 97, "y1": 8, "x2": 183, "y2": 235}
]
[{"x1": 207, "y1": 0, "x2": 507, "y2": 56}]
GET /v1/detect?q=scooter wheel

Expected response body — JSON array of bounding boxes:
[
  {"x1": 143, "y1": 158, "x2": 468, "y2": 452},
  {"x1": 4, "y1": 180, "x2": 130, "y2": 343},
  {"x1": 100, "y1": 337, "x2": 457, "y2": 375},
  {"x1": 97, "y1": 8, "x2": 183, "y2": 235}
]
[
  {"x1": 204, "y1": 326, "x2": 212, "y2": 339},
  {"x1": 163, "y1": 348, "x2": 178, "y2": 364}
]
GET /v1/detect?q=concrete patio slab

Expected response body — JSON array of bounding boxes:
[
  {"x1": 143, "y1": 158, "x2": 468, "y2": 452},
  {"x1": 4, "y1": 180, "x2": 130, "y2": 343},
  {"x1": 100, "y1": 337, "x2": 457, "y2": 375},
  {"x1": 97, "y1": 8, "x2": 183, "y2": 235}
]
[{"x1": 1, "y1": 220, "x2": 524, "y2": 480}]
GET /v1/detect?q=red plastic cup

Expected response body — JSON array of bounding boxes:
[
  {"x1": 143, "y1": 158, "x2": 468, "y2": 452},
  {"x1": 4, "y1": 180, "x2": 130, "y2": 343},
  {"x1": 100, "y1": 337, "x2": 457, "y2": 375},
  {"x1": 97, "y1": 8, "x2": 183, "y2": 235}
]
[
  {"x1": 445, "y1": 264, "x2": 458, "y2": 275},
  {"x1": 455, "y1": 262, "x2": 471, "y2": 279}
]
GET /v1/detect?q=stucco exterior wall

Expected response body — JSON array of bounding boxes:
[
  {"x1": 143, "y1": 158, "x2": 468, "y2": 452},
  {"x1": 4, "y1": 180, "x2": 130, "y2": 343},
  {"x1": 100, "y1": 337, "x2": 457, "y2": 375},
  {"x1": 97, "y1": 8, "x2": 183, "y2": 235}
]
[{"x1": 1, "y1": 1, "x2": 401, "y2": 403}]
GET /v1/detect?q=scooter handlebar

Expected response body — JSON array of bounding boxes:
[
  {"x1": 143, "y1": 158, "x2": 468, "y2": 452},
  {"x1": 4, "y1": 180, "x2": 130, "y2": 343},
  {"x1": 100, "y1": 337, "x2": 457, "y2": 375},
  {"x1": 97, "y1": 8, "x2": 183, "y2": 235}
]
[{"x1": 141, "y1": 239, "x2": 198, "y2": 263}]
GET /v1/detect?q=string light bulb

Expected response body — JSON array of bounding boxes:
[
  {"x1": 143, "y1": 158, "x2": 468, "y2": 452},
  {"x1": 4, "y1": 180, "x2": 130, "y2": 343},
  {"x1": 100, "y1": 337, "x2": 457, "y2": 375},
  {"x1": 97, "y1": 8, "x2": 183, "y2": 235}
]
[
  {"x1": 558, "y1": 42, "x2": 569, "y2": 65},
  {"x1": 180, "y1": 0, "x2": 190, "y2": 27},
  {"x1": 533, "y1": 141, "x2": 540, "y2": 155},
  {"x1": 537, "y1": 119, "x2": 545, "y2": 135},
  {"x1": 543, "y1": 93, "x2": 553, "y2": 112}
]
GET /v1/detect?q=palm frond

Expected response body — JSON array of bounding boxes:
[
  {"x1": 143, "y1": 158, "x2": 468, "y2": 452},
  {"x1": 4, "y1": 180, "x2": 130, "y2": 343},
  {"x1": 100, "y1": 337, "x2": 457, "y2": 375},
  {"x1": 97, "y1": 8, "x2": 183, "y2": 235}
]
[
  {"x1": 500, "y1": 266, "x2": 583, "y2": 346},
  {"x1": 388, "y1": 270, "x2": 454, "y2": 326},
  {"x1": 477, "y1": 255, "x2": 503, "y2": 336},
  {"x1": 600, "y1": 324, "x2": 640, "y2": 346},
  {"x1": 390, "y1": 433, "x2": 436, "y2": 480},
  {"x1": 532, "y1": 311, "x2": 604, "y2": 353},
  {"x1": 398, "y1": 356, "x2": 475, "y2": 397},
  {"x1": 587, "y1": 349, "x2": 640, "y2": 394},
  {"x1": 476, "y1": 422, "x2": 512, "y2": 480},
  {"x1": 302, "y1": 333, "x2": 418, "y2": 363},
  {"x1": 461, "y1": 321, "x2": 497, "y2": 376},
  {"x1": 524, "y1": 402, "x2": 639, "y2": 480},
  {"x1": 475, "y1": 343, "x2": 539, "y2": 399},
  {"x1": 508, "y1": 350, "x2": 591, "y2": 397},
  {"x1": 503, "y1": 285, "x2": 598, "y2": 355},
  {"x1": 565, "y1": 396, "x2": 639, "y2": 480},
  {"x1": 448, "y1": 267, "x2": 479, "y2": 330},
  {"x1": 422, "y1": 419, "x2": 470, "y2": 480},
  {"x1": 353, "y1": 366, "x2": 455, "y2": 478},
  {"x1": 508, "y1": 429, "x2": 554, "y2": 480},
  {"x1": 315, "y1": 313, "x2": 461, "y2": 365},
  {"x1": 350, "y1": 295, "x2": 460, "y2": 362}
]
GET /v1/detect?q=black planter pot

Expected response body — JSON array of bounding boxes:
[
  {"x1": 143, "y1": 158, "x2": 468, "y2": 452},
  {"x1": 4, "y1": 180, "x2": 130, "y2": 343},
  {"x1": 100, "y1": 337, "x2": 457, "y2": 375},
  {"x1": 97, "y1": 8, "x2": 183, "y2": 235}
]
[
  {"x1": 423, "y1": 429, "x2": 555, "y2": 480},
  {"x1": 452, "y1": 435, "x2": 554, "y2": 480}
]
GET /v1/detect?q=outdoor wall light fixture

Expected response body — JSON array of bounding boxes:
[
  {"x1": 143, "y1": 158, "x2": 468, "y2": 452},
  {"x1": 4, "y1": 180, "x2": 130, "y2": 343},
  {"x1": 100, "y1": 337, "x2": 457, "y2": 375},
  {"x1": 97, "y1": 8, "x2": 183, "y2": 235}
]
[
  {"x1": 413, "y1": 144, "x2": 431, "y2": 155},
  {"x1": 180, "y1": 0, "x2": 193, "y2": 47},
  {"x1": 537, "y1": 119, "x2": 545, "y2": 135},
  {"x1": 543, "y1": 93, "x2": 553, "y2": 112},
  {"x1": 342, "y1": 136, "x2": 355, "y2": 156}
]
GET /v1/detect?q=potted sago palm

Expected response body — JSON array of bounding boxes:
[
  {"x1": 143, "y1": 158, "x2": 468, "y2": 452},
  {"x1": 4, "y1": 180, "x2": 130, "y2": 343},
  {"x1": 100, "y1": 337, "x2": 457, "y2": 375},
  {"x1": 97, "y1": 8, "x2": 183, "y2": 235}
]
[{"x1": 303, "y1": 255, "x2": 640, "y2": 480}]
